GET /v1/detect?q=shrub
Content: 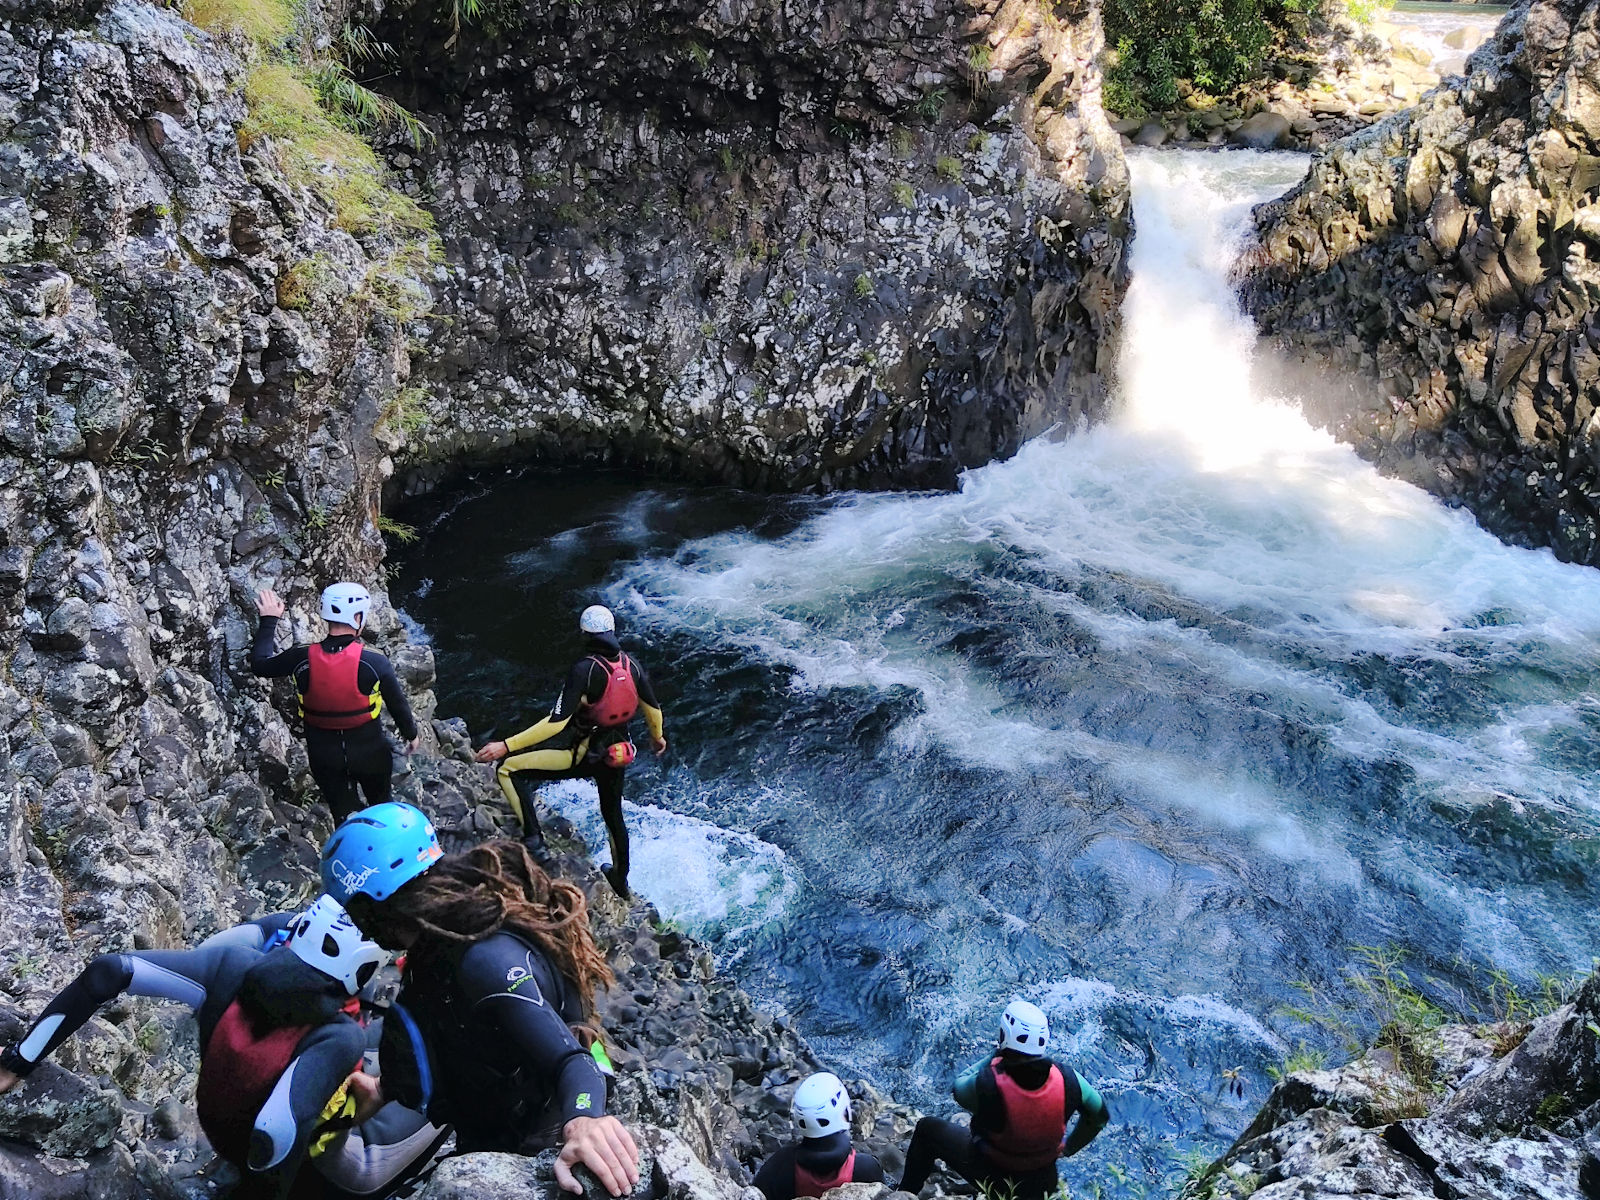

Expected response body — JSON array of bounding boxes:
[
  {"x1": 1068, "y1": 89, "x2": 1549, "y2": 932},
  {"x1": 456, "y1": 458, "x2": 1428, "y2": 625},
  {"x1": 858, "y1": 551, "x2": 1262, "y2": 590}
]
[{"x1": 1102, "y1": 0, "x2": 1309, "y2": 107}]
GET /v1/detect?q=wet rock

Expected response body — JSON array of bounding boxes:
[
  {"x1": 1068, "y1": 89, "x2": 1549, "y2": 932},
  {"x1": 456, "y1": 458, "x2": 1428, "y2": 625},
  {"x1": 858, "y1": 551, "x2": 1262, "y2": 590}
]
[
  {"x1": 1240, "y1": 0, "x2": 1600, "y2": 567},
  {"x1": 1230, "y1": 112, "x2": 1294, "y2": 149},
  {"x1": 1132, "y1": 120, "x2": 1169, "y2": 147}
]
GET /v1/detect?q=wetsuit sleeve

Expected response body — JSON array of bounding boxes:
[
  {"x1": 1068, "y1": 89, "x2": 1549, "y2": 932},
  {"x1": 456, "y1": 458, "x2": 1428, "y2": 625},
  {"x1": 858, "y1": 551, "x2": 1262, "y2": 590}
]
[
  {"x1": 3, "y1": 946, "x2": 240, "y2": 1073},
  {"x1": 362, "y1": 649, "x2": 419, "y2": 742},
  {"x1": 504, "y1": 660, "x2": 594, "y2": 753},
  {"x1": 854, "y1": 1151, "x2": 885, "y2": 1183},
  {"x1": 454, "y1": 938, "x2": 607, "y2": 1127},
  {"x1": 1062, "y1": 1070, "x2": 1108, "y2": 1157},
  {"x1": 951, "y1": 1057, "x2": 989, "y2": 1112},
  {"x1": 249, "y1": 1019, "x2": 368, "y2": 1195},
  {"x1": 630, "y1": 659, "x2": 665, "y2": 741},
  {"x1": 195, "y1": 913, "x2": 298, "y2": 953},
  {"x1": 750, "y1": 1144, "x2": 800, "y2": 1200},
  {"x1": 250, "y1": 616, "x2": 309, "y2": 678}
]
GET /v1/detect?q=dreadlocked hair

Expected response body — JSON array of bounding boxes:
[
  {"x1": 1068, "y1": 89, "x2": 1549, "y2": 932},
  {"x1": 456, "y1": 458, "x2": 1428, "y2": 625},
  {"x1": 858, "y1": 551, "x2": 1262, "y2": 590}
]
[{"x1": 351, "y1": 839, "x2": 614, "y2": 1019}]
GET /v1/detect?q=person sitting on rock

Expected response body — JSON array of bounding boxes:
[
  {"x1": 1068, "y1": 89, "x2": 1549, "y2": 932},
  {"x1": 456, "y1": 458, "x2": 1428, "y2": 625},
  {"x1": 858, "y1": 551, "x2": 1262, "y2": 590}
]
[
  {"x1": 897, "y1": 1000, "x2": 1108, "y2": 1200},
  {"x1": 252, "y1": 582, "x2": 421, "y2": 822},
  {"x1": 0, "y1": 897, "x2": 448, "y2": 1199},
  {"x1": 319, "y1": 801, "x2": 641, "y2": 1198},
  {"x1": 473, "y1": 603, "x2": 666, "y2": 896},
  {"x1": 752, "y1": 1071, "x2": 885, "y2": 1200}
]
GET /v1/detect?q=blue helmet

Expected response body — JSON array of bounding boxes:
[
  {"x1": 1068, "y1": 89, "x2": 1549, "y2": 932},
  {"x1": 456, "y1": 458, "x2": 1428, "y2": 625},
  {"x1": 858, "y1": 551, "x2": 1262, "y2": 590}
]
[{"x1": 320, "y1": 802, "x2": 442, "y2": 903}]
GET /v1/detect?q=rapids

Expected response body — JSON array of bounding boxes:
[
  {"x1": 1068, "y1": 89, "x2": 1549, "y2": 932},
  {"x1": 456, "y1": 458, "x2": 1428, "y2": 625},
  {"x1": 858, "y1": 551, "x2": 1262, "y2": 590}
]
[{"x1": 394, "y1": 150, "x2": 1600, "y2": 1194}]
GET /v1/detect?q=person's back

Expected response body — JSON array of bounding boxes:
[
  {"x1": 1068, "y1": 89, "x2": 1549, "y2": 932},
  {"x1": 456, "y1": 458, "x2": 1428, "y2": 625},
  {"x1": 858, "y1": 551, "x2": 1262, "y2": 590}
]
[
  {"x1": 752, "y1": 1072, "x2": 884, "y2": 1200},
  {"x1": 251, "y1": 582, "x2": 420, "y2": 821},
  {"x1": 898, "y1": 1000, "x2": 1108, "y2": 1199}
]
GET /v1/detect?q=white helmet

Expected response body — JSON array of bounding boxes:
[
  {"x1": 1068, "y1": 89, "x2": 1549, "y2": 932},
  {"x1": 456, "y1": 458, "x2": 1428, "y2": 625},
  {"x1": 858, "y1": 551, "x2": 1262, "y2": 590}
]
[
  {"x1": 287, "y1": 895, "x2": 387, "y2": 995},
  {"x1": 792, "y1": 1071, "x2": 851, "y2": 1139},
  {"x1": 321, "y1": 582, "x2": 372, "y2": 628},
  {"x1": 579, "y1": 604, "x2": 615, "y2": 634},
  {"x1": 999, "y1": 999, "x2": 1050, "y2": 1056}
]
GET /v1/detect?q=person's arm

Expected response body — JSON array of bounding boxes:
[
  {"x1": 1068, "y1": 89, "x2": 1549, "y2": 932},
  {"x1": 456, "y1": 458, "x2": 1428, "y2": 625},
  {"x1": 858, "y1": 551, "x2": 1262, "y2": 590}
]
[
  {"x1": 853, "y1": 1151, "x2": 885, "y2": 1184},
  {"x1": 750, "y1": 1144, "x2": 800, "y2": 1200},
  {"x1": 456, "y1": 939, "x2": 638, "y2": 1196},
  {"x1": 484, "y1": 660, "x2": 594, "y2": 758},
  {"x1": 249, "y1": 1019, "x2": 368, "y2": 1197},
  {"x1": 630, "y1": 659, "x2": 666, "y2": 752},
  {"x1": 362, "y1": 649, "x2": 419, "y2": 744},
  {"x1": 251, "y1": 618, "x2": 310, "y2": 679},
  {"x1": 951, "y1": 1056, "x2": 989, "y2": 1112},
  {"x1": 1062, "y1": 1070, "x2": 1108, "y2": 1157},
  {"x1": 313, "y1": 1101, "x2": 447, "y2": 1196},
  {"x1": 0, "y1": 946, "x2": 242, "y2": 1086},
  {"x1": 195, "y1": 913, "x2": 299, "y2": 953}
]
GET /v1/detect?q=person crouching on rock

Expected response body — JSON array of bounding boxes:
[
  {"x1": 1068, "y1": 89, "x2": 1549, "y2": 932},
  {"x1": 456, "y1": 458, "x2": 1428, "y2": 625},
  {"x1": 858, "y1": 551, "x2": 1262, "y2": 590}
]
[
  {"x1": 752, "y1": 1071, "x2": 885, "y2": 1200},
  {"x1": 252, "y1": 582, "x2": 421, "y2": 822},
  {"x1": 897, "y1": 999, "x2": 1109, "y2": 1199},
  {"x1": 0, "y1": 896, "x2": 445, "y2": 1199},
  {"x1": 320, "y1": 801, "x2": 641, "y2": 1197},
  {"x1": 474, "y1": 603, "x2": 666, "y2": 897}
]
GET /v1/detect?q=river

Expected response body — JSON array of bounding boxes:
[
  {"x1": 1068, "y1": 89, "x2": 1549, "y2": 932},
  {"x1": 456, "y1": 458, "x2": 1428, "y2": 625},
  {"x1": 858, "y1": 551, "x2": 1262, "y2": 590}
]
[{"x1": 393, "y1": 150, "x2": 1600, "y2": 1195}]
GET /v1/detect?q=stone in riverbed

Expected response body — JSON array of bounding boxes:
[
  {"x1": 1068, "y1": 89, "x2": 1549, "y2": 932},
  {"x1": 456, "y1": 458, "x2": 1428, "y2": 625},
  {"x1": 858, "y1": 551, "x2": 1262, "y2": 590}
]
[
  {"x1": 1229, "y1": 112, "x2": 1293, "y2": 149},
  {"x1": 1131, "y1": 121, "x2": 1168, "y2": 147}
]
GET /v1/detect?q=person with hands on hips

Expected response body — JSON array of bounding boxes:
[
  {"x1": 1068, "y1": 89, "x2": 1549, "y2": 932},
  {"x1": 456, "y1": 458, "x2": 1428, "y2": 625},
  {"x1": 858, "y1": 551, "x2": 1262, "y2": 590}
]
[
  {"x1": 251, "y1": 581, "x2": 422, "y2": 821},
  {"x1": 320, "y1": 802, "x2": 641, "y2": 1197}
]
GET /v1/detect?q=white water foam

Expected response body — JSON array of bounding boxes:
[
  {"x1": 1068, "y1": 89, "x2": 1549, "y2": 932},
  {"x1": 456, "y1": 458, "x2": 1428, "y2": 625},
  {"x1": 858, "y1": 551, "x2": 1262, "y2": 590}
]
[{"x1": 537, "y1": 779, "x2": 799, "y2": 939}]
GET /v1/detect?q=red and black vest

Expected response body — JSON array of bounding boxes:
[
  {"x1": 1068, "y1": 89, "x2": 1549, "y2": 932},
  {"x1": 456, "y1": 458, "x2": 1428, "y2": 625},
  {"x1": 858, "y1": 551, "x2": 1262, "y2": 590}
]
[
  {"x1": 299, "y1": 641, "x2": 381, "y2": 730},
  {"x1": 580, "y1": 654, "x2": 639, "y2": 729},
  {"x1": 979, "y1": 1058, "x2": 1067, "y2": 1173},
  {"x1": 195, "y1": 1001, "x2": 312, "y2": 1168},
  {"x1": 794, "y1": 1150, "x2": 856, "y2": 1198}
]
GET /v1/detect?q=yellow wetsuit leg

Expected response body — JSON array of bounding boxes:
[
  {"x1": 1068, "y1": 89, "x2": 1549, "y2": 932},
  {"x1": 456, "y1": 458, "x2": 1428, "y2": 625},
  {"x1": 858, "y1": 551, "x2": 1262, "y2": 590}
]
[{"x1": 496, "y1": 739, "x2": 591, "y2": 825}]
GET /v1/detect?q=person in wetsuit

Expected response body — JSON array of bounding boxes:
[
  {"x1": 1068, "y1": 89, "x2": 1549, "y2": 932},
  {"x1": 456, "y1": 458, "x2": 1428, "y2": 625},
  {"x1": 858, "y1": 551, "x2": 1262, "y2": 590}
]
[
  {"x1": 474, "y1": 604, "x2": 666, "y2": 896},
  {"x1": 898, "y1": 1000, "x2": 1108, "y2": 1200},
  {"x1": 752, "y1": 1072, "x2": 885, "y2": 1200},
  {"x1": 320, "y1": 803, "x2": 639, "y2": 1197},
  {"x1": 252, "y1": 582, "x2": 421, "y2": 821},
  {"x1": 0, "y1": 898, "x2": 446, "y2": 1199}
]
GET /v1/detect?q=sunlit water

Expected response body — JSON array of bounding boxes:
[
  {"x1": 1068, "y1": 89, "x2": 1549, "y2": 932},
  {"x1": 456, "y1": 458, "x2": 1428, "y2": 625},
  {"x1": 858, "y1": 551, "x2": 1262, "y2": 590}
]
[{"x1": 395, "y1": 151, "x2": 1600, "y2": 1194}]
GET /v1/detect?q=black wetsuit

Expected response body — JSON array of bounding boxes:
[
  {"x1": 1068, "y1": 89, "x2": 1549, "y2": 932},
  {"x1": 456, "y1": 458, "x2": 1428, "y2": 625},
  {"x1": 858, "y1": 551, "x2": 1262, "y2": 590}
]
[
  {"x1": 495, "y1": 631, "x2": 664, "y2": 890},
  {"x1": 2, "y1": 943, "x2": 366, "y2": 1199},
  {"x1": 752, "y1": 1133, "x2": 884, "y2": 1200},
  {"x1": 251, "y1": 616, "x2": 419, "y2": 820},
  {"x1": 378, "y1": 931, "x2": 608, "y2": 1154}
]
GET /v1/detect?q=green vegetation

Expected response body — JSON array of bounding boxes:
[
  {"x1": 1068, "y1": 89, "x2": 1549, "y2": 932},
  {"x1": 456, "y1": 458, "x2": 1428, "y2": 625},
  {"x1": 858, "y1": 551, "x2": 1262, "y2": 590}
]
[
  {"x1": 378, "y1": 384, "x2": 430, "y2": 437},
  {"x1": 891, "y1": 181, "x2": 916, "y2": 208},
  {"x1": 1535, "y1": 1091, "x2": 1571, "y2": 1129},
  {"x1": 1265, "y1": 1040, "x2": 1328, "y2": 1081},
  {"x1": 1102, "y1": 0, "x2": 1386, "y2": 116},
  {"x1": 853, "y1": 272, "x2": 874, "y2": 299},
  {"x1": 182, "y1": 0, "x2": 292, "y2": 41},
  {"x1": 935, "y1": 154, "x2": 963, "y2": 182},
  {"x1": 376, "y1": 515, "x2": 419, "y2": 543}
]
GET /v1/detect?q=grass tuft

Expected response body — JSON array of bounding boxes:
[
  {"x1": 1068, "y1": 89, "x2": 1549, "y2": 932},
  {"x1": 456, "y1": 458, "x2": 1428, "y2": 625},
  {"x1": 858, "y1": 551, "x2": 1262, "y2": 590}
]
[{"x1": 182, "y1": 0, "x2": 292, "y2": 41}]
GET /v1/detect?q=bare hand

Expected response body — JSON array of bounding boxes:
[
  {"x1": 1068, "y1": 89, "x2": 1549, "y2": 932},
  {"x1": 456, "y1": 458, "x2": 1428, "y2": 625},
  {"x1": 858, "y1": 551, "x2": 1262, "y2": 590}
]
[
  {"x1": 404, "y1": 736, "x2": 421, "y2": 755},
  {"x1": 0, "y1": 1065, "x2": 20, "y2": 1095},
  {"x1": 557, "y1": 1116, "x2": 639, "y2": 1197},
  {"x1": 256, "y1": 588, "x2": 286, "y2": 618},
  {"x1": 346, "y1": 1070, "x2": 383, "y2": 1123},
  {"x1": 652, "y1": 736, "x2": 667, "y2": 757},
  {"x1": 474, "y1": 740, "x2": 509, "y2": 763}
]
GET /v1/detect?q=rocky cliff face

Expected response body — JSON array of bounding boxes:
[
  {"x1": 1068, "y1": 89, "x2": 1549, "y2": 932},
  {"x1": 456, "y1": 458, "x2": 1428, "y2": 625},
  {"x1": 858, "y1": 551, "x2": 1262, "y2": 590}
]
[
  {"x1": 381, "y1": 0, "x2": 1130, "y2": 493},
  {"x1": 1185, "y1": 973, "x2": 1600, "y2": 1200},
  {"x1": 0, "y1": 0, "x2": 1127, "y2": 1195},
  {"x1": 1238, "y1": 0, "x2": 1600, "y2": 564}
]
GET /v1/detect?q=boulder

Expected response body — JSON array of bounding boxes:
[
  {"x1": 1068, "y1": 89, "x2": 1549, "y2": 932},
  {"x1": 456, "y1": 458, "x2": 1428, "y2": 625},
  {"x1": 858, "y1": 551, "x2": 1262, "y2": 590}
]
[
  {"x1": 1131, "y1": 121, "x2": 1169, "y2": 147},
  {"x1": 1229, "y1": 112, "x2": 1293, "y2": 149},
  {"x1": 1443, "y1": 26, "x2": 1488, "y2": 52}
]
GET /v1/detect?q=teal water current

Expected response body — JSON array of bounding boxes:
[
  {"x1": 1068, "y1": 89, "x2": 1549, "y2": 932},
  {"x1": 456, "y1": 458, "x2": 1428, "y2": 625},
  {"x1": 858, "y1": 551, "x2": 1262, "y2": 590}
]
[{"x1": 393, "y1": 152, "x2": 1600, "y2": 1195}]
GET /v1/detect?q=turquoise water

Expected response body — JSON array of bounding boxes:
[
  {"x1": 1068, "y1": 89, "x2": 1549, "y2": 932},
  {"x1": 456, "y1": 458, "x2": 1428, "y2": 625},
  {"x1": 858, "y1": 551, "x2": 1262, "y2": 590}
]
[{"x1": 395, "y1": 152, "x2": 1600, "y2": 1194}]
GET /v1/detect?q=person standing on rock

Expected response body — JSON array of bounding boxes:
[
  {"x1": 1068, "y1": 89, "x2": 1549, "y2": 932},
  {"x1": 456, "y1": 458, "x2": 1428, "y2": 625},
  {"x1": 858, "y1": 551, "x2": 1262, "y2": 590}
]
[
  {"x1": 897, "y1": 1000, "x2": 1108, "y2": 1199},
  {"x1": 319, "y1": 802, "x2": 641, "y2": 1197},
  {"x1": 0, "y1": 896, "x2": 449, "y2": 1198},
  {"x1": 752, "y1": 1071, "x2": 886, "y2": 1200},
  {"x1": 252, "y1": 582, "x2": 421, "y2": 821},
  {"x1": 473, "y1": 603, "x2": 666, "y2": 896}
]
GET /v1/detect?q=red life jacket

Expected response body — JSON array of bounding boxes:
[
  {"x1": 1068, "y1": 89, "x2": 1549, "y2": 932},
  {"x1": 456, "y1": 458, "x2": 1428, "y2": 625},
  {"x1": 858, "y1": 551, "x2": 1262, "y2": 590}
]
[
  {"x1": 580, "y1": 654, "x2": 639, "y2": 729},
  {"x1": 300, "y1": 640, "x2": 380, "y2": 731},
  {"x1": 979, "y1": 1057, "x2": 1067, "y2": 1173},
  {"x1": 794, "y1": 1149, "x2": 856, "y2": 1198},
  {"x1": 195, "y1": 1001, "x2": 312, "y2": 1168}
]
